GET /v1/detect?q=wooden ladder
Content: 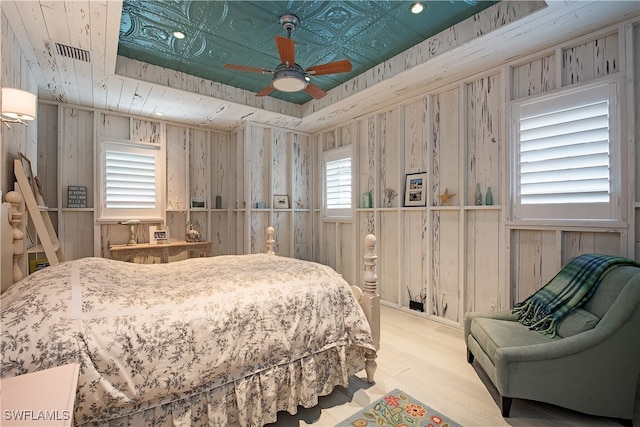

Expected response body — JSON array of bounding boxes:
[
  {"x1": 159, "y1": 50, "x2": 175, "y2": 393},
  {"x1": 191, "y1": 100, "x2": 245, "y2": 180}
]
[{"x1": 14, "y1": 156, "x2": 64, "y2": 266}]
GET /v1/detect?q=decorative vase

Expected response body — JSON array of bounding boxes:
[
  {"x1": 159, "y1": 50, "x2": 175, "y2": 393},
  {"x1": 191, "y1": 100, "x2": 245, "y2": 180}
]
[
  {"x1": 186, "y1": 223, "x2": 201, "y2": 242},
  {"x1": 485, "y1": 187, "x2": 494, "y2": 205},
  {"x1": 474, "y1": 183, "x2": 483, "y2": 206}
]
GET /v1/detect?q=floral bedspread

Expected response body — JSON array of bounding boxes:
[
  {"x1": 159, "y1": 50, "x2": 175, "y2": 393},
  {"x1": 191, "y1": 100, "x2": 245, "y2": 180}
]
[{"x1": 1, "y1": 255, "x2": 375, "y2": 425}]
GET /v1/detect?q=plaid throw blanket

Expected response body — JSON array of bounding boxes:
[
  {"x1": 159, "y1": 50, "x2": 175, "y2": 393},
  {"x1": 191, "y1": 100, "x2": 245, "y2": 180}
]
[{"x1": 513, "y1": 253, "x2": 640, "y2": 337}]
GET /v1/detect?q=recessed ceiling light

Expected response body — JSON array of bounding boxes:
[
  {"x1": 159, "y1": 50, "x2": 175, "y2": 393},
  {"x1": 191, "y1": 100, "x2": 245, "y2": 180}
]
[
  {"x1": 173, "y1": 31, "x2": 185, "y2": 39},
  {"x1": 153, "y1": 111, "x2": 164, "y2": 116},
  {"x1": 410, "y1": 2, "x2": 424, "y2": 14}
]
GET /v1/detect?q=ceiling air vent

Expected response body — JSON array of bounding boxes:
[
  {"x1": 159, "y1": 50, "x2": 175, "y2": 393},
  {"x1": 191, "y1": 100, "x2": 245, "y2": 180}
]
[{"x1": 54, "y1": 42, "x2": 91, "y2": 62}]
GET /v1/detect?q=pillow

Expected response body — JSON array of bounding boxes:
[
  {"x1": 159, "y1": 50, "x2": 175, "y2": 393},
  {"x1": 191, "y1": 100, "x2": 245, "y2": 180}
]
[{"x1": 556, "y1": 308, "x2": 600, "y2": 338}]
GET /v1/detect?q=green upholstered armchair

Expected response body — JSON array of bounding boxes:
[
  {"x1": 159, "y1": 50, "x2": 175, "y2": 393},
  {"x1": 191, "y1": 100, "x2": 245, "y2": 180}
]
[{"x1": 464, "y1": 262, "x2": 640, "y2": 426}]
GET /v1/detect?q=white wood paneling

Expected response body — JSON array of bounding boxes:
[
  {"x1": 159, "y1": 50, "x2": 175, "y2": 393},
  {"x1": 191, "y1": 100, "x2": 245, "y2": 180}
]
[
  {"x1": 292, "y1": 133, "x2": 310, "y2": 211},
  {"x1": 465, "y1": 210, "x2": 500, "y2": 312},
  {"x1": 165, "y1": 124, "x2": 187, "y2": 211},
  {"x1": 511, "y1": 54, "x2": 556, "y2": 100},
  {"x1": 336, "y1": 222, "x2": 354, "y2": 286},
  {"x1": 131, "y1": 118, "x2": 161, "y2": 145},
  {"x1": 511, "y1": 229, "x2": 559, "y2": 304},
  {"x1": 466, "y1": 74, "x2": 501, "y2": 206},
  {"x1": 210, "y1": 131, "x2": 229, "y2": 208},
  {"x1": 294, "y1": 212, "x2": 312, "y2": 261},
  {"x1": 271, "y1": 128, "x2": 288, "y2": 199},
  {"x1": 431, "y1": 210, "x2": 460, "y2": 322},
  {"x1": 59, "y1": 107, "x2": 94, "y2": 259},
  {"x1": 60, "y1": 211, "x2": 93, "y2": 259},
  {"x1": 432, "y1": 88, "x2": 459, "y2": 204},
  {"x1": 250, "y1": 126, "x2": 269, "y2": 208},
  {"x1": 563, "y1": 231, "x2": 622, "y2": 259},
  {"x1": 379, "y1": 108, "x2": 400, "y2": 208},
  {"x1": 36, "y1": 104, "x2": 60, "y2": 209},
  {"x1": 359, "y1": 117, "x2": 376, "y2": 207},
  {"x1": 379, "y1": 212, "x2": 399, "y2": 304},
  {"x1": 189, "y1": 128, "x2": 209, "y2": 206},
  {"x1": 403, "y1": 98, "x2": 429, "y2": 175},
  {"x1": 562, "y1": 33, "x2": 619, "y2": 85},
  {"x1": 403, "y1": 211, "x2": 428, "y2": 311}
]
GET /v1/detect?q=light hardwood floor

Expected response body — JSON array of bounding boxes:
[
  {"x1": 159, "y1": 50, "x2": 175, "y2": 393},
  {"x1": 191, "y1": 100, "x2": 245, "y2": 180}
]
[{"x1": 268, "y1": 304, "x2": 640, "y2": 426}]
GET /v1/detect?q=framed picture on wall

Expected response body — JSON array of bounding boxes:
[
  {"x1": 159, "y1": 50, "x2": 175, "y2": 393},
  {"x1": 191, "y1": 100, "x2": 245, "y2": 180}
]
[
  {"x1": 190, "y1": 197, "x2": 206, "y2": 209},
  {"x1": 273, "y1": 195, "x2": 289, "y2": 209},
  {"x1": 404, "y1": 172, "x2": 428, "y2": 207}
]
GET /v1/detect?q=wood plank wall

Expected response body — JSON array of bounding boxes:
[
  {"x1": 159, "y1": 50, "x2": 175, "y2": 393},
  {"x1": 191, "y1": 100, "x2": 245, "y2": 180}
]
[
  {"x1": 4, "y1": 17, "x2": 639, "y2": 328},
  {"x1": 318, "y1": 23, "x2": 638, "y2": 326}
]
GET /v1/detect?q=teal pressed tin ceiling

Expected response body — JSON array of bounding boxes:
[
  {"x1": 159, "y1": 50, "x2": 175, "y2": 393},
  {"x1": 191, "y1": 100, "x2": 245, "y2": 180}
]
[{"x1": 118, "y1": 1, "x2": 499, "y2": 104}]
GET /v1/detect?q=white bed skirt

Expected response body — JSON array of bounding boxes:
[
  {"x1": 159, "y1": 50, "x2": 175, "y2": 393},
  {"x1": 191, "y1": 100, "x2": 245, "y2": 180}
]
[{"x1": 84, "y1": 345, "x2": 366, "y2": 427}]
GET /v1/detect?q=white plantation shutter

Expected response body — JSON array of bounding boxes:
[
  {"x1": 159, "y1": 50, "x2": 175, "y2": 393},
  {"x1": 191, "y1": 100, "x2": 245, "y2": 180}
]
[
  {"x1": 323, "y1": 146, "x2": 353, "y2": 219},
  {"x1": 98, "y1": 141, "x2": 163, "y2": 221},
  {"x1": 106, "y1": 150, "x2": 156, "y2": 208},
  {"x1": 513, "y1": 83, "x2": 618, "y2": 220},
  {"x1": 326, "y1": 157, "x2": 352, "y2": 208}
]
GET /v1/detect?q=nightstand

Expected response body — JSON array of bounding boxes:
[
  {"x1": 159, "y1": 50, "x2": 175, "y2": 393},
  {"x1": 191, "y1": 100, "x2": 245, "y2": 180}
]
[{"x1": 1, "y1": 363, "x2": 79, "y2": 426}]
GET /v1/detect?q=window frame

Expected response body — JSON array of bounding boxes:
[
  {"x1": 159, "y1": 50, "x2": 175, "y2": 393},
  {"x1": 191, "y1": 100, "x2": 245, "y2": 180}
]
[
  {"x1": 97, "y1": 138, "x2": 165, "y2": 222},
  {"x1": 510, "y1": 80, "x2": 620, "y2": 223},
  {"x1": 322, "y1": 145, "x2": 354, "y2": 220}
]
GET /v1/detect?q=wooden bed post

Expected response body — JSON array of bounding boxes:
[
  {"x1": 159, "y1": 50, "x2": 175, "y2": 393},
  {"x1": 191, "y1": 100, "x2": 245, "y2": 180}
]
[
  {"x1": 1, "y1": 191, "x2": 25, "y2": 292},
  {"x1": 266, "y1": 226, "x2": 276, "y2": 255},
  {"x1": 362, "y1": 233, "x2": 380, "y2": 383}
]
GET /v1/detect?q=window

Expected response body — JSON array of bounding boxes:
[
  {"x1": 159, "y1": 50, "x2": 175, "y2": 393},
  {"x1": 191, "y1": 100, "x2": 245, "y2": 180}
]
[
  {"x1": 322, "y1": 145, "x2": 353, "y2": 219},
  {"x1": 98, "y1": 140, "x2": 164, "y2": 221},
  {"x1": 511, "y1": 82, "x2": 618, "y2": 221}
]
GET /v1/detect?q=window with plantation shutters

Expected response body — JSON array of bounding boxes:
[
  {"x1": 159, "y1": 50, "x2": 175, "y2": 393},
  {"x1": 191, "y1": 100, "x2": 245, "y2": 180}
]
[
  {"x1": 322, "y1": 145, "x2": 353, "y2": 219},
  {"x1": 98, "y1": 140, "x2": 164, "y2": 221},
  {"x1": 512, "y1": 82, "x2": 618, "y2": 221}
]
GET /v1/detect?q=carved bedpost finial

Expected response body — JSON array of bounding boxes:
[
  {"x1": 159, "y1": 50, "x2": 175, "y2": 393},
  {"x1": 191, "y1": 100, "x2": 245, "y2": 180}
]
[
  {"x1": 266, "y1": 226, "x2": 275, "y2": 255},
  {"x1": 363, "y1": 234, "x2": 377, "y2": 296},
  {"x1": 361, "y1": 233, "x2": 380, "y2": 383},
  {"x1": 5, "y1": 191, "x2": 25, "y2": 283}
]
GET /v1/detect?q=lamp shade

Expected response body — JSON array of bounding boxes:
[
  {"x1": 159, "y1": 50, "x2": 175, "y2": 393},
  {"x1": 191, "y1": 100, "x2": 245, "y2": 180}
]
[{"x1": 1, "y1": 88, "x2": 36, "y2": 121}]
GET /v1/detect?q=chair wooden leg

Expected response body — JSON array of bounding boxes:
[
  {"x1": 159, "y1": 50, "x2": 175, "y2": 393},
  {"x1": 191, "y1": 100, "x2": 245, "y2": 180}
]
[
  {"x1": 467, "y1": 348, "x2": 474, "y2": 363},
  {"x1": 501, "y1": 396, "x2": 512, "y2": 417}
]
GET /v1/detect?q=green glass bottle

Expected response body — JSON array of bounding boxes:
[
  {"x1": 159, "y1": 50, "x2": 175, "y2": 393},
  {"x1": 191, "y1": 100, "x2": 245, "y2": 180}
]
[
  {"x1": 474, "y1": 183, "x2": 482, "y2": 206},
  {"x1": 485, "y1": 187, "x2": 493, "y2": 206}
]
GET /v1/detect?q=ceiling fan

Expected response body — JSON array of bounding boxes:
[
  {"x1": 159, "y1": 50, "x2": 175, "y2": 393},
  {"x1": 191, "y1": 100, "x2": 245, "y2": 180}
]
[{"x1": 223, "y1": 14, "x2": 352, "y2": 100}]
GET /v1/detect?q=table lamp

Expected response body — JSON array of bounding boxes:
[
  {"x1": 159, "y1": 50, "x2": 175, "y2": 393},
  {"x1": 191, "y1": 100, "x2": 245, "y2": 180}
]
[{"x1": 118, "y1": 220, "x2": 141, "y2": 245}]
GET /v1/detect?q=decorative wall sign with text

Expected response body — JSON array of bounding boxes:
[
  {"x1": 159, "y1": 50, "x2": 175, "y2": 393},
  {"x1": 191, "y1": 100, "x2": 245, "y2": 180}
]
[{"x1": 68, "y1": 185, "x2": 87, "y2": 208}]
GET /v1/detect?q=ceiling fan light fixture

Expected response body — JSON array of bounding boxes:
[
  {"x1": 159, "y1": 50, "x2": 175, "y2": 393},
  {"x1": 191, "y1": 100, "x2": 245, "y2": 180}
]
[
  {"x1": 410, "y1": 2, "x2": 424, "y2": 14},
  {"x1": 272, "y1": 66, "x2": 307, "y2": 92}
]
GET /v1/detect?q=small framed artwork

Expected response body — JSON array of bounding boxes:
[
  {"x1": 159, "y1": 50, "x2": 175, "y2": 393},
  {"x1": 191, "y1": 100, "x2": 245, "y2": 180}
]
[
  {"x1": 361, "y1": 192, "x2": 372, "y2": 208},
  {"x1": 149, "y1": 226, "x2": 169, "y2": 244},
  {"x1": 273, "y1": 195, "x2": 289, "y2": 209},
  {"x1": 190, "y1": 197, "x2": 206, "y2": 209},
  {"x1": 404, "y1": 172, "x2": 428, "y2": 207}
]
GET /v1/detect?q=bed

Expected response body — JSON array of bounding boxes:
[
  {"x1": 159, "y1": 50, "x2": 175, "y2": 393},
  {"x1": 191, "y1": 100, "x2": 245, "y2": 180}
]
[{"x1": 0, "y1": 192, "x2": 380, "y2": 427}]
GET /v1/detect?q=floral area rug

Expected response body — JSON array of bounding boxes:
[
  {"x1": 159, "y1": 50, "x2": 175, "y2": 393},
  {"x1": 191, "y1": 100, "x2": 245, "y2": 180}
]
[{"x1": 336, "y1": 389, "x2": 462, "y2": 427}]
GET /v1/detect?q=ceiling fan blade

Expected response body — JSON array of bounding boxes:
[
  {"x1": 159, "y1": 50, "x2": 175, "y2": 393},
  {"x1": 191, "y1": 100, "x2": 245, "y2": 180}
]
[
  {"x1": 304, "y1": 83, "x2": 327, "y2": 99},
  {"x1": 224, "y1": 63, "x2": 272, "y2": 74},
  {"x1": 275, "y1": 36, "x2": 295, "y2": 65},
  {"x1": 306, "y1": 59, "x2": 352, "y2": 76},
  {"x1": 256, "y1": 85, "x2": 276, "y2": 97}
]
